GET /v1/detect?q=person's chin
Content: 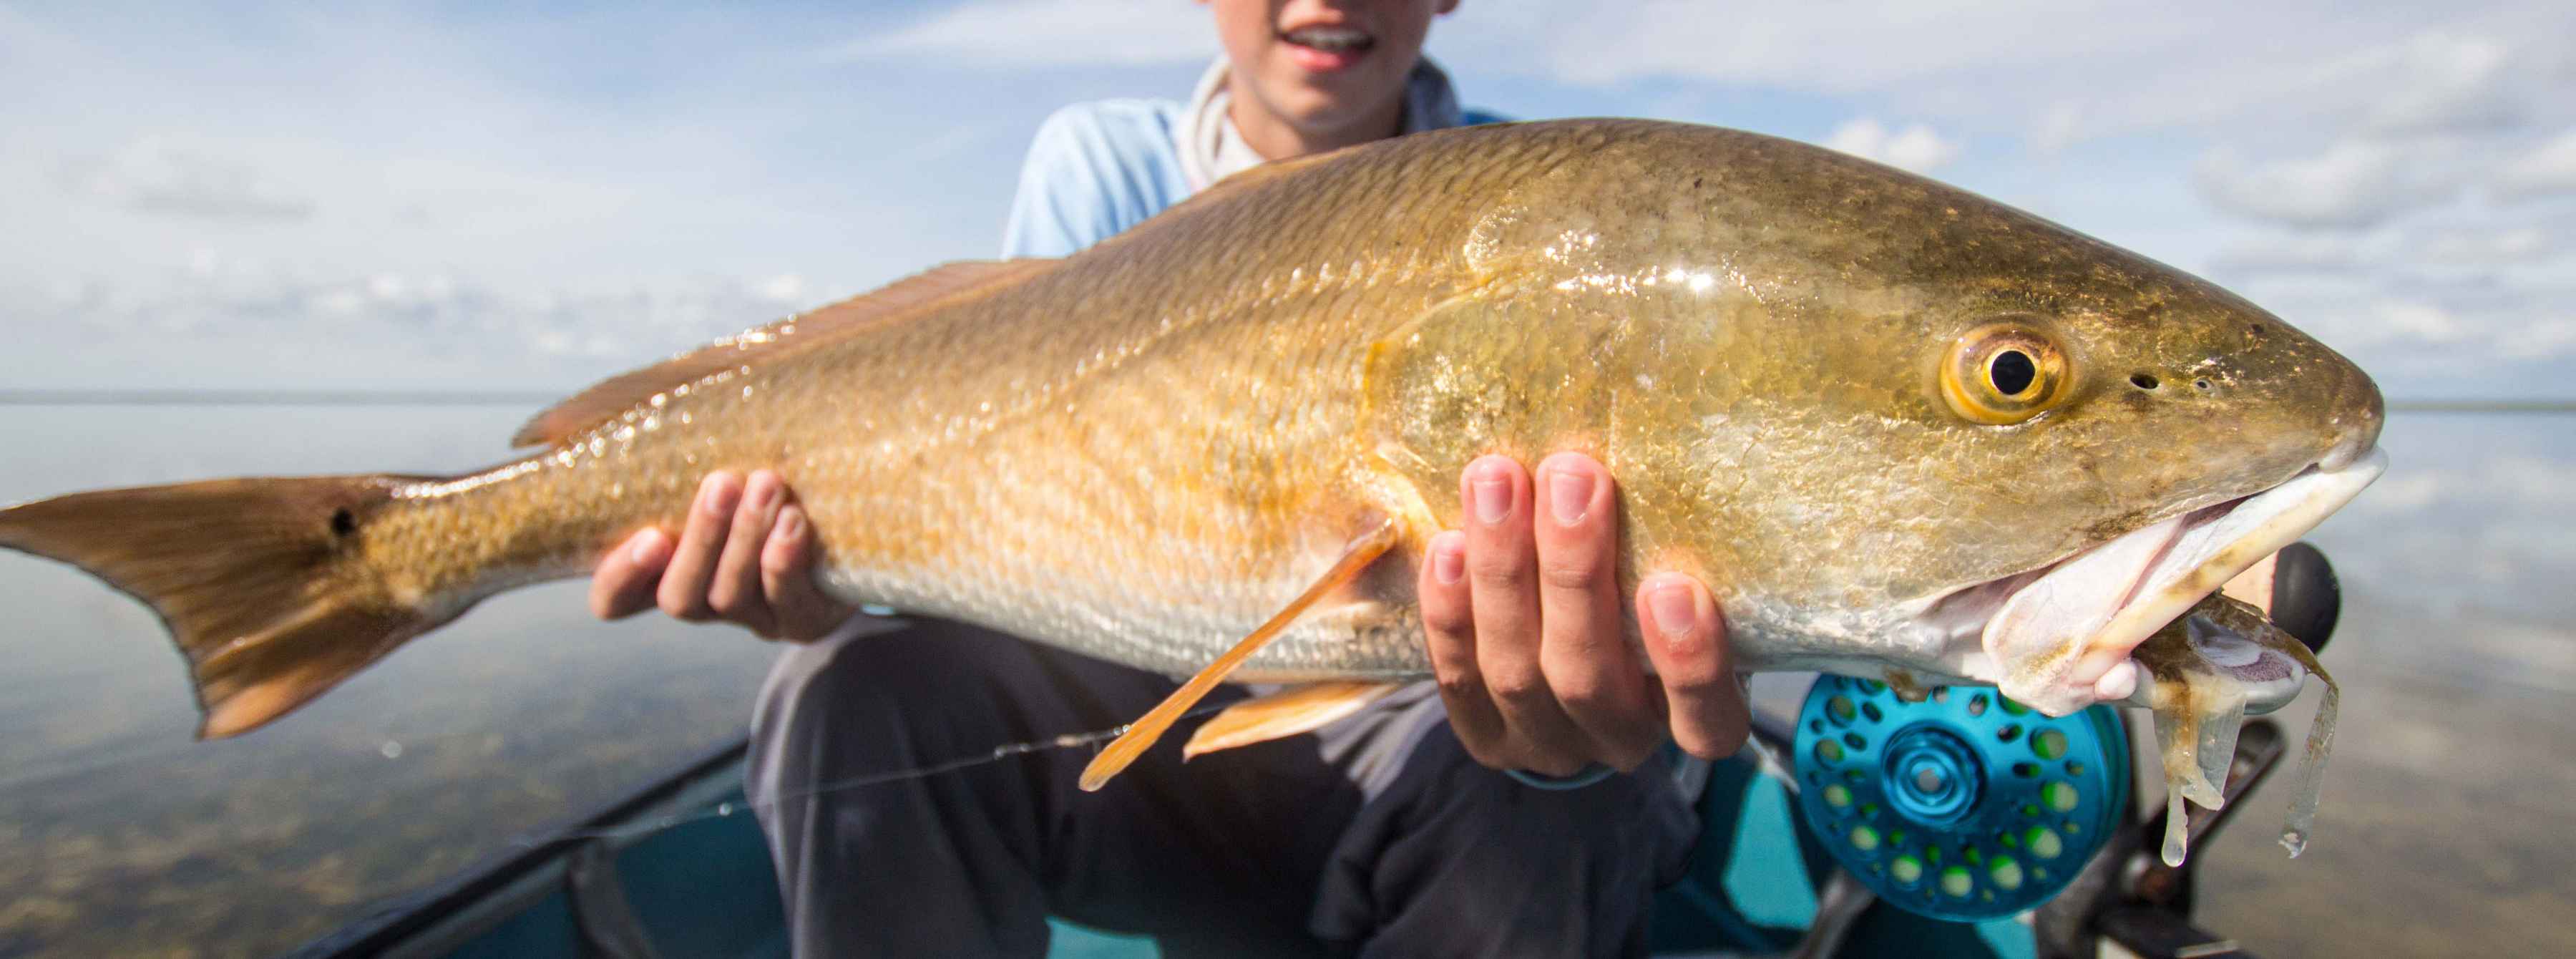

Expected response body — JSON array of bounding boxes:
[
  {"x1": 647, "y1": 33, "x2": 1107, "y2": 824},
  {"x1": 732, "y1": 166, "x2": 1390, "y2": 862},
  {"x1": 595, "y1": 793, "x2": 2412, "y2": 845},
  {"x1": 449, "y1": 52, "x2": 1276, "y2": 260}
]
[{"x1": 1269, "y1": 73, "x2": 1396, "y2": 125}]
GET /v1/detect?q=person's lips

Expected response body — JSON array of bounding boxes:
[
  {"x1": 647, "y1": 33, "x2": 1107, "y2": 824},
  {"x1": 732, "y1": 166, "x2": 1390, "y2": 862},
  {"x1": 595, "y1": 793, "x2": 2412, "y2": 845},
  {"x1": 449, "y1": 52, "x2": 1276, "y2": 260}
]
[{"x1": 1279, "y1": 24, "x2": 1375, "y2": 72}]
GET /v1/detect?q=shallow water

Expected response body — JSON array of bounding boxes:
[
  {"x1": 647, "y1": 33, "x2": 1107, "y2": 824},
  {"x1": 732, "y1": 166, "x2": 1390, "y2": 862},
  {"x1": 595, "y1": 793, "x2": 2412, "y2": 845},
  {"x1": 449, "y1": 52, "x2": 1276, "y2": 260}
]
[
  {"x1": 0, "y1": 404, "x2": 778, "y2": 958},
  {"x1": 0, "y1": 407, "x2": 2569, "y2": 957},
  {"x1": 2190, "y1": 412, "x2": 2576, "y2": 958}
]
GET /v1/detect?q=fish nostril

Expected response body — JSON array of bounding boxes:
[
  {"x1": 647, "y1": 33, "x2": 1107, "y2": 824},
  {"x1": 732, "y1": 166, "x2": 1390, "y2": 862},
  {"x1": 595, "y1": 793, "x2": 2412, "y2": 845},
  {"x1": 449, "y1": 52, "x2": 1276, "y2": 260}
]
[{"x1": 2129, "y1": 373, "x2": 2160, "y2": 391}]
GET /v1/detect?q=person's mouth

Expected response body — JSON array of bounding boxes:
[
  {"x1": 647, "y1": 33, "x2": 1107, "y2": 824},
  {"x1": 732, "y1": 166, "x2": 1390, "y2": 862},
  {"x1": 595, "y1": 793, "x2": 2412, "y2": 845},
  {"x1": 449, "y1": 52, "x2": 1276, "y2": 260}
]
[{"x1": 1279, "y1": 24, "x2": 1375, "y2": 72}]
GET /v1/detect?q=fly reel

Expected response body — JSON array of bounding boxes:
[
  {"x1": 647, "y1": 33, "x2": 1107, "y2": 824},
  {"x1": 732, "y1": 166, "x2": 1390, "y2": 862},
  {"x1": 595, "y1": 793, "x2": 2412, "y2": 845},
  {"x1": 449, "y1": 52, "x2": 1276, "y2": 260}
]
[{"x1": 1792, "y1": 676, "x2": 2129, "y2": 922}]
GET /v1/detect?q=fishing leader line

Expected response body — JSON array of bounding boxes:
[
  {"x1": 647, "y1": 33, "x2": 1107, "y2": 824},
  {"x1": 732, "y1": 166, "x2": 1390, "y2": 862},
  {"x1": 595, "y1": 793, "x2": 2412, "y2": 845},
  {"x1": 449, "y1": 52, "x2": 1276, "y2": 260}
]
[{"x1": 528, "y1": 704, "x2": 1231, "y2": 847}]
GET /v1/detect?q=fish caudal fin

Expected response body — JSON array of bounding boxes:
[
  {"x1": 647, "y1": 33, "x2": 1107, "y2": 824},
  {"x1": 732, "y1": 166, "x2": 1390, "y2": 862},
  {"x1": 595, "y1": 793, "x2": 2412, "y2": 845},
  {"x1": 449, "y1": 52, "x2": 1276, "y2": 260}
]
[{"x1": 0, "y1": 474, "x2": 449, "y2": 739}]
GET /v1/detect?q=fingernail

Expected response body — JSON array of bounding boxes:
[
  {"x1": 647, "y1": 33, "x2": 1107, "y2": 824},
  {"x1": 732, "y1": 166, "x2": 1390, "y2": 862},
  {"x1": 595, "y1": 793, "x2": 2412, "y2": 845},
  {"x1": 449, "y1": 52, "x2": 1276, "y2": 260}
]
[
  {"x1": 746, "y1": 472, "x2": 779, "y2": 510},
  {"x1": 1547, "y1": 465, "x2": 1591, "y2": 527},
  {"x1": 630, "y1": 531, "x2": 668, "y2": 565},
  {"x1": 778, "y1": 506, "x2": 806, "y2": 540},
  {"x1": 1470, "y1": 462, "x2": 1512, "y2": 525},
  {"x1": 1649, "y1": 579, "x2": 1698, "y2": 641},
  {"x1": 701, "y1": 474, "x2": 738, "y2": 516},
  {"x1": 2094, "y1": 660, "x2": 2139, "y2": 701},
  {"x1": 1432, "y1": 536, "x2": 1464, "y2": 585}
]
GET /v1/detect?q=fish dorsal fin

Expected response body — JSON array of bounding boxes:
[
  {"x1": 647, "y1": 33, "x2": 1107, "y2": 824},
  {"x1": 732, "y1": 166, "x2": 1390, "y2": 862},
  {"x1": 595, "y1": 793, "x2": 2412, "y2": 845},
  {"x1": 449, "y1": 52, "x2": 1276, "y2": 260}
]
[
  {"x1": 510, "y1": 259, "x2": 1056, "y2": 447},
  {"x1": 1078, "y1": 516, "x2": 1401, "y2": 791},
  {"x1": 1181, "y1": 681, "x2": 1407, "y2": 760}
]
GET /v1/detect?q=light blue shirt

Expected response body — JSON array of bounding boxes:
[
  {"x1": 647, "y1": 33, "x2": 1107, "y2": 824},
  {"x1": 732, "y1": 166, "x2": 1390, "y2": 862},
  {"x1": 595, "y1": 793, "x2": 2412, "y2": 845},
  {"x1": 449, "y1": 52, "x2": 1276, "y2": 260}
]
[{"x1": 1000, "y1": 100, "x2": 1509, "y2": 258}]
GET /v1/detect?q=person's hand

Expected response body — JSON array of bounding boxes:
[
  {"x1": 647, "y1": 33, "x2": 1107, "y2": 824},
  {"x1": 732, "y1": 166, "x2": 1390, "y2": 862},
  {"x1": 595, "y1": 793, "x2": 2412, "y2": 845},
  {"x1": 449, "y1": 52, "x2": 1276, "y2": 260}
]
[
  {"x1": 590, "y1": 469, "x2": 854, "y2": 641},
  {"x1": 1418, "y1": 452, "x2": 1751, "y2": 777}
]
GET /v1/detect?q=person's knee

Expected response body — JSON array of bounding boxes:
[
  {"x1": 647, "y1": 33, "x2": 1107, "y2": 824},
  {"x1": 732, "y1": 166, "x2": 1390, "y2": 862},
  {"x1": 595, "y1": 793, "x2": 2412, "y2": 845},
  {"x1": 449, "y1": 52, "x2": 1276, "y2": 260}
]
[
  {"x1": 1439, "y1": 751, "x2": 1687, "y2": 857},
  {"x1": 748, "y1": 618, "x2": 1038, "y2": 784},
  {"x1": 762, "y1": 618, "x2": 1011, "y2": 714},
  {"x1": 1317, "y1": 730, "x2": 1694, "y2": 955},
  {"x1": 1367, "y1": 727, "x2": 1697, "y2": 887}
]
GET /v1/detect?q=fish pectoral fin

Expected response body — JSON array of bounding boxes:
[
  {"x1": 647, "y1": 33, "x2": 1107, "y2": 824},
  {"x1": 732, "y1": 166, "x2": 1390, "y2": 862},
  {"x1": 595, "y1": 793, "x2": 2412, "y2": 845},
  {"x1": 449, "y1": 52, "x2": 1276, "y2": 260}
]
[
  {"x1": 1355, "y1": 288, "x2": 1632, "y2": 505},
  {"x1": 513, "y1": 258, "x2": 1058, "y2": 447},
  {"x1": 1078, "y1": 517, "x2": 1402, "y2": 792},
  {"x1": 1181, "y1": 681, "x2": 1408, "y2": 760}
]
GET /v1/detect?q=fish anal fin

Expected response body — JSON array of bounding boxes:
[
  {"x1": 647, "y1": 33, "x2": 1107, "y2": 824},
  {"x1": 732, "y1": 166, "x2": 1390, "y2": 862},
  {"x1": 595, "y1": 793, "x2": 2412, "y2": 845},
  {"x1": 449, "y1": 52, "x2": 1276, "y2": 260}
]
[
  {"x1": 1078, "y1": 516, "x2": 1401, "y2": 791},
  {"x1": 1182, "y1": 681, "x2": 1407, "y2": 760},
  {"x1": 511, "y1": 259, "x2": 1057, "y2": 447}
]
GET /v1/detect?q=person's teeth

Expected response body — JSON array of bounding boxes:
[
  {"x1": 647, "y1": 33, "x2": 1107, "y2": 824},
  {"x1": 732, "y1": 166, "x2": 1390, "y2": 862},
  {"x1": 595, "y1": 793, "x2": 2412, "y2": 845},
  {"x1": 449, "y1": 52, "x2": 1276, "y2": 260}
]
[{"x1": 1287, "y1": 26, "x2": 1372, "y2": 52}]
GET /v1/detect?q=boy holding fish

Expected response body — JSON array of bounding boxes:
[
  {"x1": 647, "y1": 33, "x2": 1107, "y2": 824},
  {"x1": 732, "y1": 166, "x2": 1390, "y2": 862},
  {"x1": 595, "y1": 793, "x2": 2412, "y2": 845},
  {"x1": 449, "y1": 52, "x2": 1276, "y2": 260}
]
[
  {"x1": 590, "y1": 1, "x2": 1747, "y2": 955},
  {"x1": 0, "y1": 0, "x2": 2376, "y2": 953}
]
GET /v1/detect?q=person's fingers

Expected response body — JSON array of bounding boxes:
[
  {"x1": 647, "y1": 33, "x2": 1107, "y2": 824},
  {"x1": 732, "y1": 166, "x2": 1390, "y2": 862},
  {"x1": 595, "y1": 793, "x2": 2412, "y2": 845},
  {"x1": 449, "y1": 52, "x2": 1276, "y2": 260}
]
[
  {"x1": 590, "y1": 527, "x2": 672, "y2": 620},
  {"x1": 1533, "y1": 453, "x2": 1661, "y2": 771},
  {"x1": 1462, "y1": 455, "x2": 1591, "y2": 776},
  {"x1": 707, "y1": 470, "x2": 786, "y2": 635},
  {"x1": 656, "y1": 472, "x2": 741, "y2": 622},
  {"x1": 1636, "y1": 572, "x2": 1750, "y2": 760},
  {"x1": 761, "y1": 505, "x2": 854, "y2": 642},
  {"x1": 1420, "y1": 529, "x2": 1508, "y2": 765}
]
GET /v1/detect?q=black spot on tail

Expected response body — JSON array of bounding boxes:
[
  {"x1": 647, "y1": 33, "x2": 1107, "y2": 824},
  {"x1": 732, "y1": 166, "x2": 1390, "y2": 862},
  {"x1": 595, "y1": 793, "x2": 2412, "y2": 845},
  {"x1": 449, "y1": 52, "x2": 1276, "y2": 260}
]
[{"x1": 0, "y1": 473, "x2": 446, "y2": 738}]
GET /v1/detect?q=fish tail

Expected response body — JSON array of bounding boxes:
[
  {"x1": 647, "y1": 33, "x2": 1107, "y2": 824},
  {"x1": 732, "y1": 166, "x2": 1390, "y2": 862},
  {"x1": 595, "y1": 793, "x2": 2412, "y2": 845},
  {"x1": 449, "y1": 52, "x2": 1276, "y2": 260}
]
[{"x1": 0, "y1": 474, "x2": 453, "y2": 739}]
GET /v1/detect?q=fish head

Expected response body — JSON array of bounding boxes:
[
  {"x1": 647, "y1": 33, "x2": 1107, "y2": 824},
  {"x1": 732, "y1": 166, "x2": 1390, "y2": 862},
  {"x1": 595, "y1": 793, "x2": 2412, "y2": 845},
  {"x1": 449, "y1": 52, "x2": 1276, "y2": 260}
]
[
  {"x1": 1510, "y1": 124, "x2": 2387, "y2": 714},
  {"x1": 1896, "y1": 266, "x2": 2384, "y2": 714}
]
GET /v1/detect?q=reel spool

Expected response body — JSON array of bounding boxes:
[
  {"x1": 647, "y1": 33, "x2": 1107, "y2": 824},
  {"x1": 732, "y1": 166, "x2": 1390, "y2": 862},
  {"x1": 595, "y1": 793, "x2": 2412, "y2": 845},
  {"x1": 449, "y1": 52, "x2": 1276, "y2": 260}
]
[{"x1": 1792, "y1": 676, "x2": 2129, "y2": 921}]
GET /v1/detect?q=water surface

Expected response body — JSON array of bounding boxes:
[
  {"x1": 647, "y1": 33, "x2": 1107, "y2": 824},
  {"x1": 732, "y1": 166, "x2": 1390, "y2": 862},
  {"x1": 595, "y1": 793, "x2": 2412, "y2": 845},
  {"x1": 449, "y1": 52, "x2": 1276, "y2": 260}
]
[{"x1": 0, "y1": 404, "x2": 777, "y2": 958}]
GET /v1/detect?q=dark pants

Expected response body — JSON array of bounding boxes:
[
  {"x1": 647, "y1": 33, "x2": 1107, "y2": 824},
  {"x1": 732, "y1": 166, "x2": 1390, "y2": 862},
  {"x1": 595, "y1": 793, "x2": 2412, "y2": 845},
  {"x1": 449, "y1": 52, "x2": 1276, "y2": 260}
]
[{"x1": 746, "y1": 618, "x2": 1699, "y2": 958}]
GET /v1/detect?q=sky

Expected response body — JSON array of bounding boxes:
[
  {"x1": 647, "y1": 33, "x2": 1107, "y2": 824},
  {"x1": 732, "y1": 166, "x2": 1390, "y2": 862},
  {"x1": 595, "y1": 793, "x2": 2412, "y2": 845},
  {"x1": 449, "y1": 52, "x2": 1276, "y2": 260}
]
[{"x1": 1, "y1": 1, "x2": 2571, "y2": 398}]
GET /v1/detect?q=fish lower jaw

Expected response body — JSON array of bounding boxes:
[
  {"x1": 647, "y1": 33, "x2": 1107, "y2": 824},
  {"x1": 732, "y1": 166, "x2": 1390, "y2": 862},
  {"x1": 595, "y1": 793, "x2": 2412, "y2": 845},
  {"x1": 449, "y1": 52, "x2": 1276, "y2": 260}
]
[{"x1": 1971, "y1": 447, "x2": 2386, "y2": 716}]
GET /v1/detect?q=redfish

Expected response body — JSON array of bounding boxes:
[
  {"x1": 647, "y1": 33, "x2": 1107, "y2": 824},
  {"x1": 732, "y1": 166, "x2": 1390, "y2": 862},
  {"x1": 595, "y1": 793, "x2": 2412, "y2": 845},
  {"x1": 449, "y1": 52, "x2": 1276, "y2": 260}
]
[{"x1": 0, "y1": 120, "x2": 2384, "y2": 862}]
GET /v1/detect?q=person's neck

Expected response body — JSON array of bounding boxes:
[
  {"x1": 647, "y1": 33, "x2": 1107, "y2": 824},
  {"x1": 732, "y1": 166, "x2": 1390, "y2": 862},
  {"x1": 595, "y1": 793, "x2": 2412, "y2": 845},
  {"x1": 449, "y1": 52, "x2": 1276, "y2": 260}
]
[{"x1": 1227, "y1": 90, "x2": 1405, "y2": 162}]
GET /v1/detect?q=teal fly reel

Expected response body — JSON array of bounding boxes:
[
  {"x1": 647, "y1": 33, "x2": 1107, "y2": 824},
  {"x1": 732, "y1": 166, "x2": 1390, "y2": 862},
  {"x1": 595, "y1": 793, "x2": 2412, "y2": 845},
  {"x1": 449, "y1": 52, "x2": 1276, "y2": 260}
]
[{"x1": 1792, "y1": 676, "x2": 2129, "y2": 921}]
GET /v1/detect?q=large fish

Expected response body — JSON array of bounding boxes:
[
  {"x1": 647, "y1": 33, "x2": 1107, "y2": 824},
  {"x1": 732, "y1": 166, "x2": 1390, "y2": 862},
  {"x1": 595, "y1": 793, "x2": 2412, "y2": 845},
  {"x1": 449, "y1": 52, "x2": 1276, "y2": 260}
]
[{"x1": 0, "y1": 120, "x2": 2381, "y2": 864}]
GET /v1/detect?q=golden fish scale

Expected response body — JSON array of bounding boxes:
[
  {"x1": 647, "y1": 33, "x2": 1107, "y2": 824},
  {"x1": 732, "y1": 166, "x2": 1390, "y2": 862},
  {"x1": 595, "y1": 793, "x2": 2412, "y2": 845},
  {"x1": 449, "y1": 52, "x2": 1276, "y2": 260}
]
[
  {"x1": 354, "y1": 119, "x2": 2376, "y2": 683},
  {"x1": 357, "y1": 122, "x2": 1613, "y2": 678}
]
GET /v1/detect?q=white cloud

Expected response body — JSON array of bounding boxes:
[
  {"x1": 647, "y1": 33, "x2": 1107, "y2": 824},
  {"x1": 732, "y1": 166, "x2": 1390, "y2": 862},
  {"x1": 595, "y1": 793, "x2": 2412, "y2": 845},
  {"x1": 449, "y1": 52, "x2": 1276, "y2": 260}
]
[
  {"x1": 4, "y1": 1, "x2": 2574, "y2": 403},
  {"x1": 850, "y1": 0, "x2": 1214, "y2": 67},
  {"x1": 2030, "y1": 102, "x2": 2084, "y2": 155},
  {"x1": 756, "y1": 273, "x2": 806, "y2": 304},
  {"x1": 1820, "y1": 118, "x2": 1961, "y2": 173},
  {"x1": 0, "y1": 261, "x2": 839, "y2": 391},
  {"x1": 2194, "y1": 140, "x2": 2459, "y2": 229},
  {"x1": 2419, "y1": 225, "x2": 2552, "y2": 263},
  {"x1": 2210, "y1": 233, "x2": 2373, "y2": 276},
  {"x1": 1437, "y1": 1, "x2": 2196, "y2": 97},
  {"x1": 2497, "y1": 317, "x2": 2576, "y2": 360},
  {"x1": 2494, "y1": 129, "x2": 2576, "y2": 199},
  {"x1": 2357, "y1": 34, "x2": 2522, "y2": 134},
  {"x1": 63, "y1": 138, "x2": 316, "y2": 223},
  {"x1": 1425, "y1": 4, "x2": 2572, "y2": 145},
  {"x1": 2373, "y1": 299, "x2": 2470, "y2": 343}
]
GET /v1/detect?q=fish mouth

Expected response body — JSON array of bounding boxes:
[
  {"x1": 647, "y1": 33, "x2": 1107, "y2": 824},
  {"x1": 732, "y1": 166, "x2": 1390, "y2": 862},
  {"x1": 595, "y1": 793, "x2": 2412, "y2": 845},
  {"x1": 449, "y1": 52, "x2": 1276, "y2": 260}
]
[{"x1": 1968, "y1": 447, "x2": 2387, "y2": 716}]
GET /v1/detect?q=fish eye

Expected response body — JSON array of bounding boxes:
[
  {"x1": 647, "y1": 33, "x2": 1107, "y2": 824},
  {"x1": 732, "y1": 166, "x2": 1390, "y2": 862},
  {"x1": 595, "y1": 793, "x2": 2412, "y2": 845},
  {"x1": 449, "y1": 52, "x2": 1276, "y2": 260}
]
[
  {"x1": 1989, "y1": 350, "x2": 2037, "y2": 397},
  {"x1": 1941, "y1": 323, "x2": 2070, "y2": 425}
]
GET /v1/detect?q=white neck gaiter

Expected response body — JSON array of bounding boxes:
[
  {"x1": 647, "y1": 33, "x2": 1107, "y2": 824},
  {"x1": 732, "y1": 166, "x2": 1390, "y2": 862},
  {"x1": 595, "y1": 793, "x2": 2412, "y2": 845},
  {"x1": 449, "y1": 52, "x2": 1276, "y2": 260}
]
[{"x1": 1175, "y1": 55, "x2": 1466, "y2": 193}]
